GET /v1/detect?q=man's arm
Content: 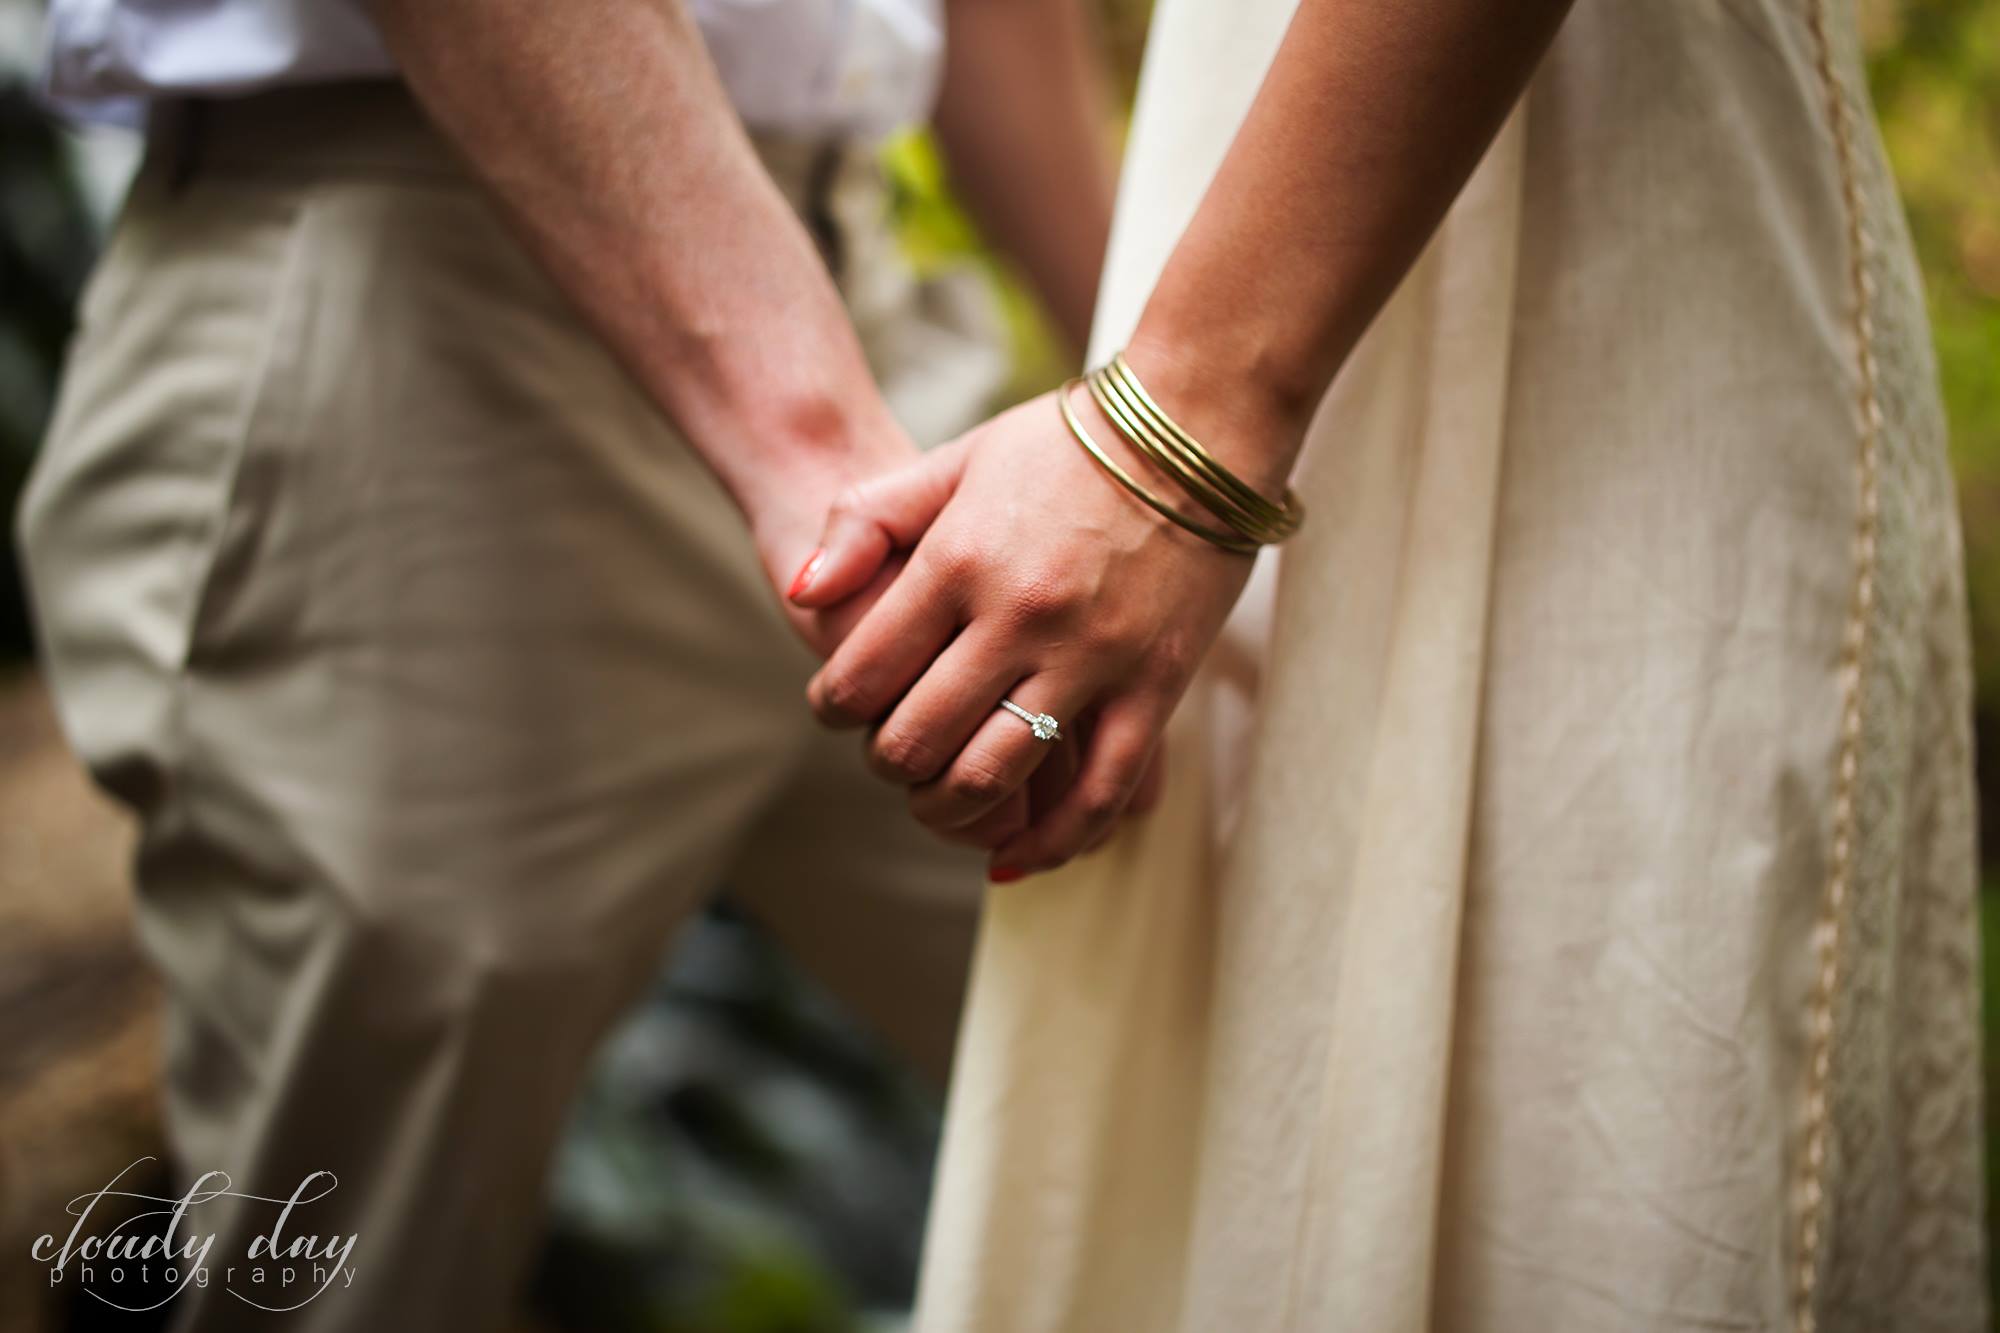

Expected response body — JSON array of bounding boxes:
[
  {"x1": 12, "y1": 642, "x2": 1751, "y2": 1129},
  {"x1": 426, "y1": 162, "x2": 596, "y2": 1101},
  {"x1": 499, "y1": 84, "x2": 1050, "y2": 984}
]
[
  {"x1": 930, "y1": 0, "x2": 1117, "y2": 355},
  {"x1": 366, "y1": 0, "x2": 912, "y2": 613}
]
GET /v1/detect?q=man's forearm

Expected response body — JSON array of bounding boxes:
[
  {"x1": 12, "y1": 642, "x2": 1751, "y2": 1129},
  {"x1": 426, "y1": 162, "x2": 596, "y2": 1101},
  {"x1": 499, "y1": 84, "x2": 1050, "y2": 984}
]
[
  {"x1": 932, "y1": 0, "x2": 1116, "y2": 355},
  {"x1": 367, "y1": 0, "x2": 911, "y2": 562}
]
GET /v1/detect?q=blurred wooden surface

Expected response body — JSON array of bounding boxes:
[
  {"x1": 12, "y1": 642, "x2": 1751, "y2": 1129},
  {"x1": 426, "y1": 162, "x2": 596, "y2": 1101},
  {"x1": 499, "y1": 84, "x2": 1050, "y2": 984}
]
[{"x1": 0, "y1": 673, "x2": 158, "y2": 1333}]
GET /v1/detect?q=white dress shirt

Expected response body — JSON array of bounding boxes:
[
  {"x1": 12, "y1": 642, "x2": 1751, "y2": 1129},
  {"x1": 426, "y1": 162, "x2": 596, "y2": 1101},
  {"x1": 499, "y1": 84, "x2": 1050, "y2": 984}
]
[{"x1": 43, "y1": 0, "x2": 945, "y2": 138}]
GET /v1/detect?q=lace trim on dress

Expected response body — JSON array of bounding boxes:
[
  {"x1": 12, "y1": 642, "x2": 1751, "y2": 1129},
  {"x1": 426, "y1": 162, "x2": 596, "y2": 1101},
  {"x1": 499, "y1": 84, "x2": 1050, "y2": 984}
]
[{"x1": 1795, "y1": 1, "x2": 1886, "y2": 1327}]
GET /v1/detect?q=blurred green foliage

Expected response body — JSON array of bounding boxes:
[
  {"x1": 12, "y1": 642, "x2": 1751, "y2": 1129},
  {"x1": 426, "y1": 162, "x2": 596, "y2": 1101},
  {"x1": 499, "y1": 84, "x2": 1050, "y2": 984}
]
[
  {"x1": 882, "y1": 0, "x2": 1155, "y2": 406},
  {"x1": 0, "y1": 87, "x2": 99, "y2": 656},
  {"x1": 882, "y1": 132, "x2": 1072, "y2": 408},
  {"x1": 532, "y1": 908, "x2": 942, "y2": 1333},
  {"x1": 1868, "y1": 0, "x2": 2000, "y2": 860},
  {"x1": 1865, "y1": 3, "x2": 2000, "y2": 1305}
]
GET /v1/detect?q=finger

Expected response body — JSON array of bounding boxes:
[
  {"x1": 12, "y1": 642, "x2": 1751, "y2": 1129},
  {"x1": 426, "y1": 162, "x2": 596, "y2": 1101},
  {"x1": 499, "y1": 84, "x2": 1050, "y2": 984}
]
[
  {"x1": 907, "y1": 673, "x2": 1090, "y2": 834},
  {"x1": 788, "y1": 440, "x2": 969, "y2": 609},
  {"x1": 935, "y1": 786, "x2": 1031, "y2": 852},
  {"x1": 866, "y1": 622, "x2": 1024, "y2": 786},
  {"x1": 807, "y1": 550, "x2": 960, "y2": 729},
  {"x1": 1027, "y1": 722, "x2": 1084, "y2": 822},
  {"x1": 796, "y1": 551, "x2": 904, "y2": 655},
  {"x1": 1125, "y1": 745, "x2": 1168, "y2": 818},
  {"x1": 960, "y1": 724, "x2": 1082, "y2": 855},
  {"x1": 989, "y1": 698, "x2": 1163, "y2": 874},
  {"x1": 1081, "y1": 738, "x2": 1151, "y2": 855}
]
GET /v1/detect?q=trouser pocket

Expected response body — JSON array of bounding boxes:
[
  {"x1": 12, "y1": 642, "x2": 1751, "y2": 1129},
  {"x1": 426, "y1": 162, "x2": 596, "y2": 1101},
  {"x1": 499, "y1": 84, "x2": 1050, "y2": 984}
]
[{"x1": 17, "y1": 170, "x2": 316, "y2": 807}]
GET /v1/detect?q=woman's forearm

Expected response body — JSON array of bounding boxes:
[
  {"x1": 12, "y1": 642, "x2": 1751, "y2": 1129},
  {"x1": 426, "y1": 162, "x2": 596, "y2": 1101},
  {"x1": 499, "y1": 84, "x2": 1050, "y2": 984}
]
[
  {"x1": 368, "y1": 0, "x2": 913, "y2": 542},
  {"x1": 1125, "y1": 0, "x2": 1574, "y2": 488}
]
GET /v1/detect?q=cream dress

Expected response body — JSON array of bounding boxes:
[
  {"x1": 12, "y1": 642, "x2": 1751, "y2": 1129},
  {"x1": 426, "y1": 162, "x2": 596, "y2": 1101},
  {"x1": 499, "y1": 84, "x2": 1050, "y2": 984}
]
[{"x1": 913, "y1": 1, "x2": 1986, "y2": 1330}]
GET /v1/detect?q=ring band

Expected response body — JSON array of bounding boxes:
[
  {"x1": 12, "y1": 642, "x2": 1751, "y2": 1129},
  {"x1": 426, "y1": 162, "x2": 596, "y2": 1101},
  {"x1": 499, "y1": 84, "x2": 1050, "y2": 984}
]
[{"x1": 1000, "y1": 699, "x2": 1062, "y2": 743}]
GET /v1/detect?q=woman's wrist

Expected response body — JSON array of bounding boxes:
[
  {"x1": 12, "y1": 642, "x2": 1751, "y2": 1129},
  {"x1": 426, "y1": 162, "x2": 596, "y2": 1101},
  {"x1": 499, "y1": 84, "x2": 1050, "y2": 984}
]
[{"x1": 1117, "y1": 327, "x2": 1312, "y2": 501}]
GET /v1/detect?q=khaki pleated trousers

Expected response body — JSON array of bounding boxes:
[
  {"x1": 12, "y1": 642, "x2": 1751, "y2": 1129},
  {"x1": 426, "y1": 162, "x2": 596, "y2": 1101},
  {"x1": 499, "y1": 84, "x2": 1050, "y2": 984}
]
[
  {"x1": 915, "y1": 2, "x2": 1986, "y2": 1331},
  {"x1": 20, "y1": 83, "x2": 1002, "y2": 1333}
]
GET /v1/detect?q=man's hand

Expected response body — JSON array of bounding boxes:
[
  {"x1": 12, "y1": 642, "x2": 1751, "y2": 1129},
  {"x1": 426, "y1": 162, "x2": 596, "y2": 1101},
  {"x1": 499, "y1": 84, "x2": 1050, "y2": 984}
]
[
  {"x1": 750, "y1": 446, "x2": 925, "y2": 658},
  {"x1": 369, "y1": 0, "x2": 918, "y2": 647}
]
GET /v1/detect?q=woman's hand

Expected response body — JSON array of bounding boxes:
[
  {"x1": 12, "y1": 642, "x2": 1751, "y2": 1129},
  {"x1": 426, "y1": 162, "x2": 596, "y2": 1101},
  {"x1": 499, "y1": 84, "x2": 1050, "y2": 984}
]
[{"x1": 787, "y1": 388, "x2": 1256, "y2": 875}]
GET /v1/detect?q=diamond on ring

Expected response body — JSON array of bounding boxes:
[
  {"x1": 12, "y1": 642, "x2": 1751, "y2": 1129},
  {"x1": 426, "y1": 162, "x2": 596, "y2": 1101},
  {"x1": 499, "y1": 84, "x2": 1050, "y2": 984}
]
[{"x1": 1000, "y1": 698, "x2": 1062, "y2": 743}]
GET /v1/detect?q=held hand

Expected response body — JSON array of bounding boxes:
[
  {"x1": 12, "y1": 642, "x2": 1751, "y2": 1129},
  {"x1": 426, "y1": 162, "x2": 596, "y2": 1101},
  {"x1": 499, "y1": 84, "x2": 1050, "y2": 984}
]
[
  {"x1": 789, "y1": 391, "x2": 1253, "y2": 874},
  {"x1": 746, "y1": 432, "x2": 930, "y2": 660}
]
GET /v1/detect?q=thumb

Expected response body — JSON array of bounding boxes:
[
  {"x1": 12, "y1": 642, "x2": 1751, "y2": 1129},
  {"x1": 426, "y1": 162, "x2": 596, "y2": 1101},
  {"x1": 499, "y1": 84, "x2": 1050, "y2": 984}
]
[{"x1": 788, "y1": 439, "x2": 968, "y2": 608}]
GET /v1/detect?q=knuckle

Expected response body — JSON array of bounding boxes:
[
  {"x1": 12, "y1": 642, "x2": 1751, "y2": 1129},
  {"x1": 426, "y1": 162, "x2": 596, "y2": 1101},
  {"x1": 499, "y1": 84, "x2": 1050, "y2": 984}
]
[
  {"x1": 942, "y1": 815, "x2": 1019, "y2": 851},
  {"x1": 871, "y1": 728, "x2": 941, "y2": 782},
  {"x1": 816, "y1": 670, "x2": 876, "y2": 724},
  {"x1": 988, "y1": 807, "x2": 1030, "y2": 846},
  {"x1": 826, "y1": 481, "x2": 870, "y2": 523},
  {"x1": 1148, "y1": 633, "x2": 1198, "y2": 682},
  {"x1": 945, "y1": 756, "x2": 1014, "y2": 808},
  {"x1": 1076, "y1": 777, "x2": 1131, "y2": 826},
  {"x1": 1001, "y1": 573, "x2": 1073, "y2": 630},
  {"x1": 923, "y1": 535, "x2": 983, "y2": 582}
]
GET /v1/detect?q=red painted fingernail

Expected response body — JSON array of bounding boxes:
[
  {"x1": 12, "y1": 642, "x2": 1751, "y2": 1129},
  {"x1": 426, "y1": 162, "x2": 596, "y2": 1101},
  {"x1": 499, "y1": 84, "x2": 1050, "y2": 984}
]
[
  {"x1": 988, "y1": 865, "x2": 1026, "y2": 884},
  {"x1": 787, "y1": 549, "x2": 826, "y2": 600}
]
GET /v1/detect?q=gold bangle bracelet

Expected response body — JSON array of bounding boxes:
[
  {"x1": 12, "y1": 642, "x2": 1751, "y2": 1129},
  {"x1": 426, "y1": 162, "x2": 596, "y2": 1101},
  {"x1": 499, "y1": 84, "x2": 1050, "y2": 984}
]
[
  {"x1": 1106, "y1": 352, "x2": 1305, "y2": 539},
  {"x1": 1084, "y1": 367, "x2": 1294, "y2": 544},
  {"x1": 1095, "y1": 362, "x2": 1298, "y2": 539},
  {"x1": 1056, "y1": 379, "x2": 1261, "y2": 556}
]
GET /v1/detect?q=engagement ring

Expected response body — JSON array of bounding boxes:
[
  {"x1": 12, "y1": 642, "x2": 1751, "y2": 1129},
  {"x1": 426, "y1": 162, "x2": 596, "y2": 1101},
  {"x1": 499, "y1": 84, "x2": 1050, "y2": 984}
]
[{"x1": 999, "y1": 699, "x2": 1062, "y2": 743}]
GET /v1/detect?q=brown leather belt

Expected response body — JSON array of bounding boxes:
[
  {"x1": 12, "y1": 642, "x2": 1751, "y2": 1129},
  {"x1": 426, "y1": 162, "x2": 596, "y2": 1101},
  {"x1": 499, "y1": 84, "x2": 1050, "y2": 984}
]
[{"x1": 144, "y1": 81, "x2": 855, "y2": 279}]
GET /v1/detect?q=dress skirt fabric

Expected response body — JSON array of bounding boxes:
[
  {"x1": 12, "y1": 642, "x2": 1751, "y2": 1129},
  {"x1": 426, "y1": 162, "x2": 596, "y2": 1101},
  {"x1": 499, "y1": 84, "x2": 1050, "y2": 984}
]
[{"x1": 914, "y1": 1, "x2": 1985, "y2": 1330}]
